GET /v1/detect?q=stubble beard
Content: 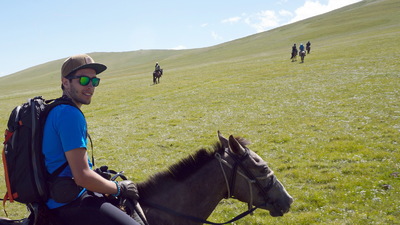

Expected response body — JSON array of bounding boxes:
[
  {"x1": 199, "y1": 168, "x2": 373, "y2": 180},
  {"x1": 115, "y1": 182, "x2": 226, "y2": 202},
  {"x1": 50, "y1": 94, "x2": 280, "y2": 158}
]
[{"x1": 65, "y1": 86, "x2": 92, "y2": 107}]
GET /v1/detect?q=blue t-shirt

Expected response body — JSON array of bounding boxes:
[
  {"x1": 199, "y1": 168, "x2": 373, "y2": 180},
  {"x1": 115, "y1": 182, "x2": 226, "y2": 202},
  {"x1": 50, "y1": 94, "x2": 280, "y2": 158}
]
[{"x1": 42, "y1": 104, "x2": 92, "y2": 209}]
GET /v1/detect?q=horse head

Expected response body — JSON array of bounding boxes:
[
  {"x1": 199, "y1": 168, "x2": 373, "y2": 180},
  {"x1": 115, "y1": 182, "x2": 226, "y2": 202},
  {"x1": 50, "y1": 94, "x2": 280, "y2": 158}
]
[{"x1": 217, "y1": 131, "x2": 293, "y2": 217}]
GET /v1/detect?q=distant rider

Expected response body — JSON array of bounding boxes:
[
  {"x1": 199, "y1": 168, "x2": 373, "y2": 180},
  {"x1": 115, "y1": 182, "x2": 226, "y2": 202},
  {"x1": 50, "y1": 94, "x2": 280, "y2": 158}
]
[
  {"x1": 291, "y1": 44, "x2": 298, "y2": 61},
  {"x1": 306, "y1": 41, "x2": 311, "y2": 54},
  {"x1": 299, "y1": 43, "x2": 305, "y2": 52},
  {"x1": 155, "y1": 62, "x2": 161, "y2": 72}
]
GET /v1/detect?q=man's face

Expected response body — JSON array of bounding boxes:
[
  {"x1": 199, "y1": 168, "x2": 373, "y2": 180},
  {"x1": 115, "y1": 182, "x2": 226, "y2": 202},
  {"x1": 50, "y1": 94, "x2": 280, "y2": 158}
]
[{"x1": 62, "y1": 68, "x2": 98, "y2": 108}]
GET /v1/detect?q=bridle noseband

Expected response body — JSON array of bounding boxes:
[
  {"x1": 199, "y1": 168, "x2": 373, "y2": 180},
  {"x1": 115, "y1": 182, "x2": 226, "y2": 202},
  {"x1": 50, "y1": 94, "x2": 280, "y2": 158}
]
[{"x1": 215, "y1": 147, "x2": 276, "y2": 210}]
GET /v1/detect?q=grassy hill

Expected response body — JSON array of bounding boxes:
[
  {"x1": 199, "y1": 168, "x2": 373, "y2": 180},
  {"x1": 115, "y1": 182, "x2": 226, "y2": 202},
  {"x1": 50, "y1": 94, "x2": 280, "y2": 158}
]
[{"x1": 1, "y1": 0, "x2": 399, "y2": 224}]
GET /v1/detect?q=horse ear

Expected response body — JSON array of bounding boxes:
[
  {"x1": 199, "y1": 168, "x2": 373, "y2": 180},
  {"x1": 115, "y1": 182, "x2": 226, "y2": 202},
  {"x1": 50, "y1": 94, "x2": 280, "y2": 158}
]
[
  {"x1": 218, "y1": 131, "x2": 229, "y2": 149},
  {"x1": 228, "y1": 135, "x2": 246, "y2": 156}
]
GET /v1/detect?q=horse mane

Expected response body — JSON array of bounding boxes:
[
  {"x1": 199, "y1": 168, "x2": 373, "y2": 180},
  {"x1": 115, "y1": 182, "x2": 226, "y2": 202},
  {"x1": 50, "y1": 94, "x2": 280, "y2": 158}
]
[{"x1": 137, "y1": 137, "x2": 250, "y2": 198}]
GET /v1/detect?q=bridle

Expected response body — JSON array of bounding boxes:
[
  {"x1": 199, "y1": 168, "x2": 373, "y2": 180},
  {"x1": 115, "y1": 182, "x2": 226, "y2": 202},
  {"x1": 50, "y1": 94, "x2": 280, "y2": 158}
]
[
  {"x1": 142, "y1": 147, "x2": 277, "y2": 225},
  {"x1": 215, "y1": 147, "x2": 276, "y2": 211}
]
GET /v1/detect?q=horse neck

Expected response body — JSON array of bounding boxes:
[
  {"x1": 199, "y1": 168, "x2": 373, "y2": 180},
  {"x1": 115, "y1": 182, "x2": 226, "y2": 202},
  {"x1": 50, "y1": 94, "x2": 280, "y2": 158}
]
[{"x1": 140, "y1": 159, "x2": 228, "y2": 225}]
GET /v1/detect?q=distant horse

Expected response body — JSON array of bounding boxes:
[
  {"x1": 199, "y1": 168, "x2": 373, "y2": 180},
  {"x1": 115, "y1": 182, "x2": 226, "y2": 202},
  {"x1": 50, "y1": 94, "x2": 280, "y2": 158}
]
[
  {"x1": 306, "y1": 45, "x2": 311, "y2": 54},
  {"x1": 291, "y1": 51, "x2": 298, "y2": 62},
  {"x1": 0, "y1": 132, "x2": 293, "y2": 225},
  {"x1": 299, "y1": 50, "x2": 306, "y2": 63},
  {"x1": 153, "y1": 69, "x2": 163, "y2": 84}
]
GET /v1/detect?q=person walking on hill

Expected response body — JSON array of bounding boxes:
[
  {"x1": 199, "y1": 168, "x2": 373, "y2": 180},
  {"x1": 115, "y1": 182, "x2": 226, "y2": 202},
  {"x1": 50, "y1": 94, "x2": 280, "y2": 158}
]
[
  {"x1": 291, "y1": 44, "x2": 298, "y2": 62},
  {"x1": 43, "y1": 54, "x2": 141, "y2": 225}
]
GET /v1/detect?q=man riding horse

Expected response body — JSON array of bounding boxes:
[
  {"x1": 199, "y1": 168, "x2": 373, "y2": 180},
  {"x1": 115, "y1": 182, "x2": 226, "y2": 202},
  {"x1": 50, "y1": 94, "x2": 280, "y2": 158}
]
[
  {"x1": 306, "y1": 41, "x2": 311, "y2": 54},
  {"x1": 299, "y1": 43, "x2": 306, "y2": 63},
  {"x1": 155, "y1": 62, "x2": 161, "y2": 73},
  {"x1": 153, "y1": 62, "x2": 163, "y2": 84},
  {"x1": 290, "y1": 44, "x2": 298, "y2": 62}
]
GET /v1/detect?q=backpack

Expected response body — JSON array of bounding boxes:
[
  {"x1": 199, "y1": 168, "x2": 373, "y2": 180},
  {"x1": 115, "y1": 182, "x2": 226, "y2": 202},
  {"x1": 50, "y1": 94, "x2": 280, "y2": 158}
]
[{"x1": 2, "y1": 96, "x2": 77, "y2": 205}]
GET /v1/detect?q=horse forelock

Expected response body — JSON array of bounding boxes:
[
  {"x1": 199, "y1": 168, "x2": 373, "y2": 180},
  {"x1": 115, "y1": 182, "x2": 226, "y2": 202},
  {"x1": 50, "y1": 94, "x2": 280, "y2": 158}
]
[
  {"x1": 235, "y1": 136, "x2": 251, "y2": 146},
  {"x1": 137, "y1": 137, "x2": 250, "y2": 198}
]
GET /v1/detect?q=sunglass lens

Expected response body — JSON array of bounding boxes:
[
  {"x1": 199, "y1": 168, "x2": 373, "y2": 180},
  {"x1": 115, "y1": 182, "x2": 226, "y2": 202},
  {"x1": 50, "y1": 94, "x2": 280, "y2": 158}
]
[
  {"x1": 92, "y1": 78, "x2": 100, "y2": 87},
  {"x1": 79, "y1": 76, "x2": 90, "y2": 86}
]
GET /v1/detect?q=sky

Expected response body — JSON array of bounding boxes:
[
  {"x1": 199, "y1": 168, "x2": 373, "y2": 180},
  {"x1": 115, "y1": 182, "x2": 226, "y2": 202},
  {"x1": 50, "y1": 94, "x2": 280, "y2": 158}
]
[{"x1": 0, "y1": 0, "x2": 362, "y2": 77}]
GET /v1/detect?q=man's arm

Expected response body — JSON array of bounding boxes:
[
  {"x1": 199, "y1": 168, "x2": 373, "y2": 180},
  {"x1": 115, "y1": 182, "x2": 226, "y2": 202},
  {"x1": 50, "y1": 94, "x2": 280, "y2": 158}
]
[{"x1": 65, "y1": 148, "x2": 118, "y2": 195}]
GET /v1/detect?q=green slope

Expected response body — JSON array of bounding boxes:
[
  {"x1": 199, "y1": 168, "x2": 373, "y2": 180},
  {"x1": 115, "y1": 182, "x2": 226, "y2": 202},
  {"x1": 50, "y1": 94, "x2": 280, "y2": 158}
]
[{"x1": 1, "y1": 0, "x2": 398, "y2": 97}]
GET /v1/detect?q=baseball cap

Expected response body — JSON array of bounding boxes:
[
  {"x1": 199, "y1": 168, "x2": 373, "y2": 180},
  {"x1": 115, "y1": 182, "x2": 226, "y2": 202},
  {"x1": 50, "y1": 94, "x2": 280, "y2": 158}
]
[{"x1": 61, "y1": 54, "x2": 107, "y2": 77}]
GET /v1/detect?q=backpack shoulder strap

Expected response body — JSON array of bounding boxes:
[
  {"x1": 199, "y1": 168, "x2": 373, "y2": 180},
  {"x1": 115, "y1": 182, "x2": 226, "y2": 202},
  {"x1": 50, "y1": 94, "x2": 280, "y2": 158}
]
[
  {"x1": 44, "y1": 95, "x2": 80, "y2": 116},
  {"x1": 49, "y1": 162, "x2": 68, "y2": 179}
]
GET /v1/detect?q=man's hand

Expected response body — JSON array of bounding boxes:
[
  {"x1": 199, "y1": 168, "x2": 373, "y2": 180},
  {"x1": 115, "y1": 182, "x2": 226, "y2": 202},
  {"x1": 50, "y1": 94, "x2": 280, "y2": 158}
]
[{"x1": 118, "y1": 180, "x2": 139, "y2": 200}]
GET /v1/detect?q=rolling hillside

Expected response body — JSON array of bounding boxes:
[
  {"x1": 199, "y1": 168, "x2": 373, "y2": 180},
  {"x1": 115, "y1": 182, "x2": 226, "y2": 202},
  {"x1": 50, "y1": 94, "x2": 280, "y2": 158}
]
[
  {"x1": 1, "y1": 0, "x2": 398, "y2": 97},
  {"x1": 0, "y1": 0, "x2": 399, "y2": 223}
]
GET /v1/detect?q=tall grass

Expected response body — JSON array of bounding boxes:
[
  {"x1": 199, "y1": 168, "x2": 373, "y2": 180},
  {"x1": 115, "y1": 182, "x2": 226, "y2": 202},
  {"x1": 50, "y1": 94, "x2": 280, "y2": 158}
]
[{"x1": 0, "y1": 0, "x2": 399, "y2": 223}]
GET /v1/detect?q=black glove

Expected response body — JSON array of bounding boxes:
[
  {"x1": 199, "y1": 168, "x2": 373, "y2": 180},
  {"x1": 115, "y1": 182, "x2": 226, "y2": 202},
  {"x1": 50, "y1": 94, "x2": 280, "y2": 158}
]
[
  {"x1": 118, "y1": 180, "x2": 139, "y2": 200},
  {"x1": 94, "y1": 166, "x2": 112, "y2": 180}
]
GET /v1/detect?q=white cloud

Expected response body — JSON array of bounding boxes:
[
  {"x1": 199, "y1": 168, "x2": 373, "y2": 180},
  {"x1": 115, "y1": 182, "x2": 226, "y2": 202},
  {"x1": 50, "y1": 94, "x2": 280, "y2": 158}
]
[
  {"x1": 219, "y1": 0, "x2": 362, "y2": 34},
  {"x1": 170, "y1": 45, "x2": 187, "y2": 50},
  {"x1": 245, "y1": 10, "x2": 280, "y2": 32},
  {"x1": 327, "y1": 0, "x2": 362, "y2": 10},
  {"x1": 221, "y1": 16, "x2": 241, "y2": 24},
  {"x1": 201, "y1": 23, "x2": 208, "y2": 27},
  {"x1": 289, "y1": 0, "x2": 363, "y2": 23}
]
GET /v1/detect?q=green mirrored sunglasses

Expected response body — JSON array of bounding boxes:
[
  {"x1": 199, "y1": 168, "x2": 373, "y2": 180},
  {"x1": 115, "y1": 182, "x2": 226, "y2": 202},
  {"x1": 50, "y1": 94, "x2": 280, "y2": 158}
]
[{"x1": 69, "y1": 76, "x2": 101, "y2": 87}]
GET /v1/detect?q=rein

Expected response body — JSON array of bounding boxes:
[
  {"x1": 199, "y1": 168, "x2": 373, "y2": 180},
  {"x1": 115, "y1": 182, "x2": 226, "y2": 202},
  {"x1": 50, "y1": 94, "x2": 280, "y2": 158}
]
[
  {"x1": 141, "y1": 200, "x2": 258, "y2": 225},
  {"x1": 142, "y1": 148, "x2": 275, "y2": 224}
]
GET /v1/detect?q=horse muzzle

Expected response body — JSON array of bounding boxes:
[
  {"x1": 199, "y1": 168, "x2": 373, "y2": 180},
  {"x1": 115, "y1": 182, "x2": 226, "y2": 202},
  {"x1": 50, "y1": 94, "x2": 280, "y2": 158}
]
[{"x1": 259, "y1": 197, "x2": 293, "y2": 217}]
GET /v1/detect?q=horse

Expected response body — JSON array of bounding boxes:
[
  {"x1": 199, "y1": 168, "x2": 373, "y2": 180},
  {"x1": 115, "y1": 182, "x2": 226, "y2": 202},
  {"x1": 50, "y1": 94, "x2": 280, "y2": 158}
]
[
  {"x1": 290, "y1": 51, "x2": 297, "y2": 62},
  {"x1": 0, "y1": 132, "x2": 293, "y2": 225},
  {"x1": 153, "y1": 69, "x2": 163, "y2": 84},
  {"x1": 299, "y1": 50, "x2": 306, "y2": 63},
  {"x1": 137, "y1": 131, "x2": 293, "y2": 224},
  {"x1": 306, "y1": 45, "x2": 311, "y2": 54}
]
